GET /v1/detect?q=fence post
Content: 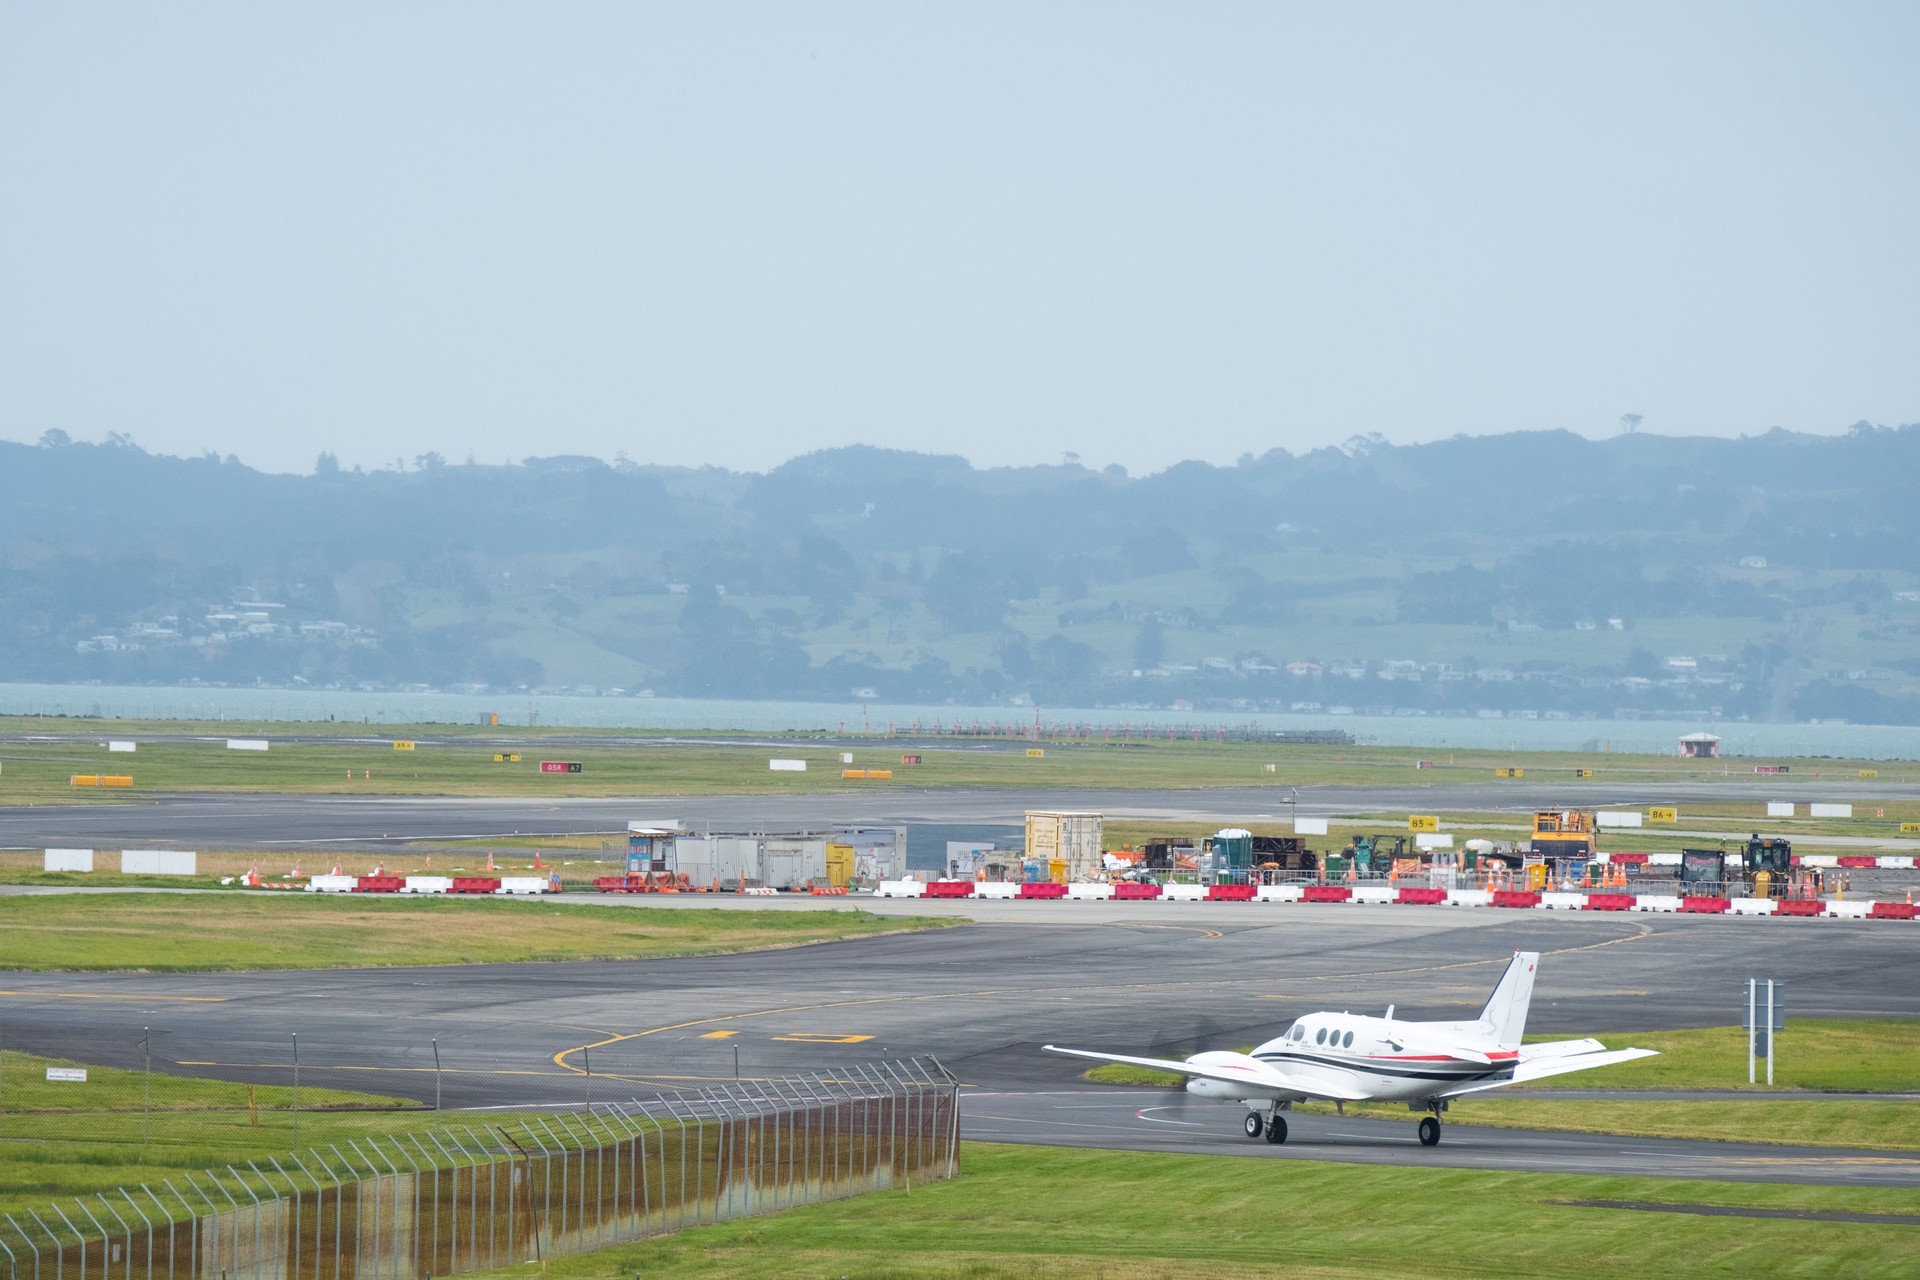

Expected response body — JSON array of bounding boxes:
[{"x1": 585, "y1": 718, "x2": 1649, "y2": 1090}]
[
  {"x1": 92, "y1": 1196, "x2": 133, "y2": 1280},
  {"x1": 0, "y1": 1215, "x2": 24, "y2": 1280},
  {"x1": 2, "y1": 1211, "x2": 36, "y2": 1280},
  {"x1": 23, "y1": 1210, "x2": 62, "y2": 1280},
  {"x1": 140, "y1": 1029, "x2": 152, "y2": 1147},
  {"x1": 137, "y1": 1190, "x2": 171, "y2": 1280},
  {"x1": 47, "y1": 1204, "x2": 86, "y2": 1280},
  {"x1": 291, "y1": 1032, "x2": 300, "y2": 1148}
]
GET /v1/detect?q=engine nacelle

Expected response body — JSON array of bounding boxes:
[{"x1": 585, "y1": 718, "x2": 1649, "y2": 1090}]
[{"x1": 1183, "y1": 1050, "x2": 1272, "y2": 1100}]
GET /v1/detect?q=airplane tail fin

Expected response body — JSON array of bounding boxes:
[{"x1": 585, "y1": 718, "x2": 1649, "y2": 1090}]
[{"x1": 1477, "y1": 951, "x2": 1538, "y2": 1049}]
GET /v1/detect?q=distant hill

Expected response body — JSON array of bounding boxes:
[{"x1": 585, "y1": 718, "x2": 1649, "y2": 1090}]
[{"x1": 2, "y1": 424, "x2": 1916, "y2": 723}]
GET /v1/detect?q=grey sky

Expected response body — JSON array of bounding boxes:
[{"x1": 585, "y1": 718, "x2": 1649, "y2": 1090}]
[{"x1": 3, "y1": 3, "x2": 1915, "y2": 476}]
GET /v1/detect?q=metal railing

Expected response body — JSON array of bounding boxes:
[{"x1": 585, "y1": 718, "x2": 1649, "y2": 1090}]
[{"x1": 0, "y1": 1059, "x2": 959, "y2": 1280}]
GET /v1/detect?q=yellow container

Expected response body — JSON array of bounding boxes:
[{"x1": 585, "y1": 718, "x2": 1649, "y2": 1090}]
[
  {"x1": 70, "y1": 775, "x2": 100, "y2": 787},
  {"x1": 825, "y1": 842, "x2": 854, "y2": 888},
  {"x1": 1049, "y1": 859, "x2": 1068, "y2": 885},
  {"x1": 101, "y1": 775, "x2": 133, "y2": 788},
  {"x1": 1525, "y1": 863, "x2": 1548, "y2": 892}
]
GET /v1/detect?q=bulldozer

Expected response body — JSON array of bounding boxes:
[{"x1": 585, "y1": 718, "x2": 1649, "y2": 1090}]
[{"x1": 1743, "y1": 834, "x2": 1793, "y2": 898}]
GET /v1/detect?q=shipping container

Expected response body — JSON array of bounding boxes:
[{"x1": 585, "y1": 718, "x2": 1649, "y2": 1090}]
[{"x1": 1025, "y1": 811, "x2": 1103, "y2": 881}]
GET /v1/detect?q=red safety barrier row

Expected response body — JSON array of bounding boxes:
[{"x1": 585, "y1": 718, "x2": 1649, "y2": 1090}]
[
  {"x1": 1112, "y1": 882, "x2": 1162, "y2": 900},
  {"x1": 1492, "y1": 890, "x2": 1542, "y2": 909},
  {"x1": 1776, "y1": 898, "x2": 1827, "y2": 917},
  {"x1": 1584, "y1": 893, "x2": 1636, "y2": 912},
  {"x1": 923, "y1": 880, "x2": 976, "y2": 899},
  {"x1": 1870, "y1": 902, "x2": 1918, "y2": 920},
  {"x1": 356, "y1": 875, "x2": 405, "y2": 893},
  {"x1": 1016, "y1": 882, "x2": 1067, "y2": 899},
  {"x1": 1679, "y1": 896, "x2": 1730, "y2": 913},
  {"x1": 1302, "y1": 885, "x2": 1352, "y2": 903},
  {"x1": 1607, "y1": 853, "x2": 1650, "y2": 864},
  {"x1": 1397, "y1": 887, "x2": 1449, "y2": 905},
  {"x1": 1206, "y1": 883, "x2": 1256, "y2": 902},
  {"x1": 594, "y1": 875, "x2": 642, "y2": 893},
  {"x1": 450, "y1": 877, "x2": 501, "y2": 894},
  {"x1": 1838, "y1": 856, "x2": 1879, "y2": 868}
]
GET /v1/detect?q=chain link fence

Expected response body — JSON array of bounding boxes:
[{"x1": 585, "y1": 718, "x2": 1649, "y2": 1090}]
[{"x1": 0, "y1": 1059, "x2": 958, "y2": 1280}]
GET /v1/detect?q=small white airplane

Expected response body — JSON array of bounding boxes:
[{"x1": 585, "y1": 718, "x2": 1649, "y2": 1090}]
[{"x1": 1044, "y1": 950, "x2": 1656, "y2": 1147}]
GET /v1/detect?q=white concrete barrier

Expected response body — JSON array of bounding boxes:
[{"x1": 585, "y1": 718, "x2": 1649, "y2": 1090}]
[
  {"x1": 1352, "y1": 886, "x2": 1395, "y2": 904},
  {"x1": 974, "y1": 881, "x2": 1019, "y2": 899},
  {"x1": 1634, "y1": 895, "x2": 1681, "y2": 913},
  {"x1": 307, "y1": 875, "x2": 358, "y2": 893},
  {"x1": 1256, "y1": 884, "x2": 1303, "y2": 902},
  {"x1": 403, "y1": 876, "x2": 451, "y2": 894},
  {"x1": 1877, "y1": 857, "x2": 1917, "y2": 869},
  {"x1": 1540, "y1": 892, "x2": 1586, "y2": 910},
  {"x1": 1800, "y1": 855, "x2": 1838, "y2": 868},
  {"x1": 1162, "y1": 883, "x2": 1206, "y2": 902},
  {"x1": 1730, "y1": 897, "x2": 1778, "y2": 916},
  {"x1": 1445, "y1": 889, "x2": 1492, "y2": 907},
  {"x1": 1825, "y1": 900, "x2": 1872, "y2": 919},
  {"x1": 495, "y1": 877, "x2": 550, "y2": 895},
  {"x1": 1066, "y1": 883, "x2": 1114, "y2": 900},
  {"x1": 875, "y1": 879, "x2": 925, "y2": 898}
]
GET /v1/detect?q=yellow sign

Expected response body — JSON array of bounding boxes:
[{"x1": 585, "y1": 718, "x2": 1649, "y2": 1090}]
[
  {"x1": 1408, "y1": 815, "x2": 1439, "y2": 832},
  {"x1": 1027, "y1": 748, "x2": 1045, "y2": 758},
  {"x1": 1573, "y1": 768, "x2": 1594, "y2": 779},
  {"x1": 492, "y1": 753, "x2": 522, "y2": 763},
  {"x1": 393, "y1": 740, "x2": 415, "y2": 751},
  {"x1": 1902, "y1": 822, "x2": 1920, "y2": 835},
  {"x1": 1859, "y1": 769, "x2": 1879, "y2": 779},
  {"x1": 1495, "y1": 767, "x2": 1524, "y2": 778},
  {"x1": 1650, "y1": 807, "x2": 1678, "y2": 824}
]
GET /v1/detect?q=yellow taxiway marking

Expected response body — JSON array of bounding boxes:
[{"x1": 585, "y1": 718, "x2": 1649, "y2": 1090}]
[
  {"x1": 0, "y1": 990, "x2": 228, "y2": 1003},
  {"x1": 698, "y1": 1030, "x2": 738, "y2": 1039},
  {"x1": 771, "y1": 1033, "x2": 874, "y2": 1044},
  {"x1": 548, "y1": 922, "x2": 1656, "y2": 1075}
]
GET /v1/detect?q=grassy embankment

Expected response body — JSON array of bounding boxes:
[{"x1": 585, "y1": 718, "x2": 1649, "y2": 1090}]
[
  {"x1": 0, "y1": 893, "x2": 952, "y2": 972},
  {"x1": 1083, "y1": 1019, "x2": 1920, "y2": 1151},
  {"x1": 457, "y1": 1141, "x2": 1920, "y2": 1279}
]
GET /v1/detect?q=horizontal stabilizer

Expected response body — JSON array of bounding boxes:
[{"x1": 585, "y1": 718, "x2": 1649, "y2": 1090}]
[
  {"x1": 1436, "y1": 1046, "x2": 1658, "y2": 1098},
  {"x1": 1042, "y1": 1044, "x2": 1370, "y2": 1102}
]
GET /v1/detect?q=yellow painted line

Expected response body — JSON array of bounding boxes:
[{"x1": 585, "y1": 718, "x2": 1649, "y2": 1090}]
[
  {"x1": 0, "y1": 990, "x2": 228, "y2": 1003},
  {"x1": 698, "y1": 1030, "x2": 738, "y2": 1040},
  {"x1": 771, "y1": 1033, "x2": 874, "y2": 1044},
  {"x1": 548, "y1": 923, "x2": 1655, "y2": 1074}
]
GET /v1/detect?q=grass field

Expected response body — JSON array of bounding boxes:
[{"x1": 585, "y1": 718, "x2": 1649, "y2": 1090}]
[
  {"x1": 1083, "y1": 1019, "x2": 1920, "y2": 1151},
  {"x1": 457, "y1": 1141, "x2": 1920, "y2": 1279},
  {"x1": 0, "y1": 894, "x2": 952, "y2": 971},
  {"x1": 3, "y1": 720, "x2": 1914, "y2": 806}
]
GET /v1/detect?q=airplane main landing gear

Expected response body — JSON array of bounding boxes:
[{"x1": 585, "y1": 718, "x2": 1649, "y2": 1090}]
[
  {"x1": 1264, "y1": 1114, "x2": 1288, "y2": 1145},
  {"x1": 1246, "y1": 1105, "x2": 1289, "y2": 1144},
  {"x1": 1417, "y1": 1116, "x2": 1442, "y2": 1147},
  {"x1": 1244, "y1": 1113, "x2": 1264, "y2": 1140}
]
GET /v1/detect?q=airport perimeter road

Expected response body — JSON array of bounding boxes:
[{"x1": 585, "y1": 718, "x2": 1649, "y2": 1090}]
[
  {"x1": 7, "y1": 776, "x2": 1920, "y2": 847},
  {"x1": 2, "y1": 900, "x2": 1917, "y2": 1185}
]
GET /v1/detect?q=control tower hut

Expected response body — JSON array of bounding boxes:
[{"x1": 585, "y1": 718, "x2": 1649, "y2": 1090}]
[{"x1": 1677, "y1": 732, "x2": 1721, "y2": 759}]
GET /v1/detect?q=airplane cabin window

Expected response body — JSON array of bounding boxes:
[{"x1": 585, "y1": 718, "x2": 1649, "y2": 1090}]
[
  {"x1": 1343, "y1": 1030, "x2": 1355, "y2": 1048},
  {"x1": 1315, "y1": 1027, "x2": 1326, "y2": 1045}
]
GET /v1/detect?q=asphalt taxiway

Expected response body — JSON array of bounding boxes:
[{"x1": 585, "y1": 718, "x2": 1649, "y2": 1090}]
[{"x1": 2, "y1": 896, "x2": 1916, "y2": 1186}]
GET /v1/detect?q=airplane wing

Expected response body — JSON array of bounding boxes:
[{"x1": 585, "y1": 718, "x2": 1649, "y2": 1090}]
[
  {"x1": 1043, "y1": 1044, "x2": 1372, "y2": 1102},
  {"x1": 1433, "y1": 1043, "x2": 1658, "y2": 1098}
]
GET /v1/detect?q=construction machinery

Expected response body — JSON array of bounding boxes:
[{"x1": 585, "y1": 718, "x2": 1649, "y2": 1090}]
[
  {"x1": 1529, "y1": 810, "x2": 1597, "y2": 862},
  {"x1": 1677, "y1": 847, "x2": 1729, "y2": 896},
  {"x1": 1743, "y1": 834, "x2": 1793, "y2": 898}
]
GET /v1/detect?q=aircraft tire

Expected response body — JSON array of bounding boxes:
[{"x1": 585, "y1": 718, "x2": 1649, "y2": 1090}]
[
  {"x1": 1264, "y1": 1115, "x2": 1288, "y2": 1145},
  {"x1": 1243, "y1": 1112, "x2": 1264, "y2": 1140},
  {"x1": 1418, "y1": 1117, "x2": 1441, "y2": 1147}
]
